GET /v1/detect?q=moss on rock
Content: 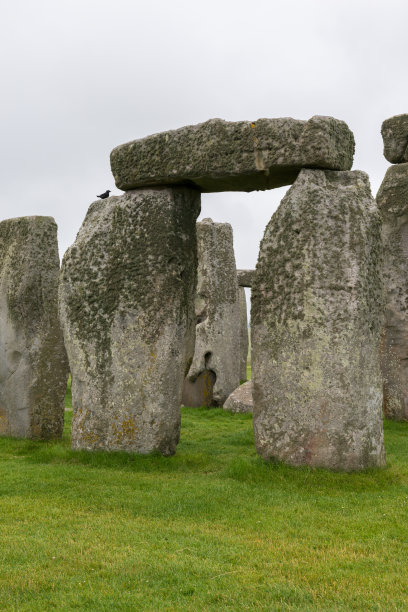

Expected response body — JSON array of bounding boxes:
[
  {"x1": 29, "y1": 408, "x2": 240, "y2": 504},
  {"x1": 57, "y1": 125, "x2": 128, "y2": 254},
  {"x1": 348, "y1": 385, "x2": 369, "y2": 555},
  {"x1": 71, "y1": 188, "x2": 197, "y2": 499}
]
[
  {"x1": 59, "y1": 187, "x2": 200, "y2": 454},
  {"x1": 252, "y1": 169, "x2": 385, "y2": 471},
  {"x1": 0, "y1": 216, "x2": 68, "y2": 440}
]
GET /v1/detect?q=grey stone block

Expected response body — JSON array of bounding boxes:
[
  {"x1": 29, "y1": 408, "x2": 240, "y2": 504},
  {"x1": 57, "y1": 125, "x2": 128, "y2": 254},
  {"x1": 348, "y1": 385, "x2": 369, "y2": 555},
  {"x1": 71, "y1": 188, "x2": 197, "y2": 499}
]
[
  {"x1": 59, "y1": 187, "x2": 200, "y2": 455},
  {"x1": 0, "y1": 216, "x2": 68, "y2": 439},
  {"x1": 252, "y1": 169, "x2": 385, "y2": 470},
  {"x1": 237, "y1": 269, "x2": 255, "y2": 287},
  {"x1": 381, "y1": 114, "x2": 408, "y2": 163},
  {"x1": 111, "y1": 116, "x2": 355, "y2": 193},
  {"x1": 183, "y1": 219, "x2": 240, "y2": 406},
  {"x1": 223, "y1": 381, "x2": 253, "y2": 413}
]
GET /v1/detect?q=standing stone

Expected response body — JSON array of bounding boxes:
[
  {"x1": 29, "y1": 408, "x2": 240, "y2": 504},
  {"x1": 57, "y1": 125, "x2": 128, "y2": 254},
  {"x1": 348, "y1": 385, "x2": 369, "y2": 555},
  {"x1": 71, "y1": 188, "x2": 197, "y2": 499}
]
[
  {"x1": 239, "y1": 287, "x2": 249, "y2": 381},
  {"x1": 182, "y1": 219, "x2": 240, "y2": 406},
  {"x1": 181, "y1": 370, "x2": 215, "y2": 408},
  {"x1": 381, "y1": 114, "x2": 408, "y2": 163},
  {"x1": 0, "y1": 216, "x2": 68, "y2": 439},
  {"x1": 59, "y1": 188, "x2": 200, "y2": 455},
  {"x1": 111, "y1": 116, "x2": 355, "y2": 193},
  {"x1": 377, "y1": 163, "x2": 408, "y2": 420},
  {"x1": 252, "y1": 169, "x2": 385, "y2": 470}
]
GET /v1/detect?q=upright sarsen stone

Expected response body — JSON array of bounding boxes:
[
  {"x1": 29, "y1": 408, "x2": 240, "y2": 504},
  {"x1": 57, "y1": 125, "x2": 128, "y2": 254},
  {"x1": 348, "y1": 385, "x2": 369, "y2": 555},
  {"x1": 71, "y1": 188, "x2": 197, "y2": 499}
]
[
  {"x1": 377, "y1": 163, "x2": 408, "y2": 420},
  {"x1": 183, "y1": 219, "x2": 240, "y2": 406},
  {"x1": 59, "y1": 188, "x2": 200, "y2": 455},
  {"x1": 0, "y1": 216, "x2": 68, "y2": 439},
  {"x1": 252, "y1": 169, "x2": 385, "y2": 470}
]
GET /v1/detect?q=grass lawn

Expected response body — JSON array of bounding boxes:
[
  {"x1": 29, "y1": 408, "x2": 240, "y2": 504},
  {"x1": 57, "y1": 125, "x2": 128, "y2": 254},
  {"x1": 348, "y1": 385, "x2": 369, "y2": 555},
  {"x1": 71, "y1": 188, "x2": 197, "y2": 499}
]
[{"x1": 1, "y1": 378, "x2": 408, "y2": 610}]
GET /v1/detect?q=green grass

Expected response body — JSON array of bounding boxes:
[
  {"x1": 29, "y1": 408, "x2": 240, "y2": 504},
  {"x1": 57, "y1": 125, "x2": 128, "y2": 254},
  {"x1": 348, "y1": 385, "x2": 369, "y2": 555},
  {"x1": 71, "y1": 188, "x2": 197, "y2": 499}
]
[{"x1": 0, "y1": 385, "x2": 408, "y2": 610}]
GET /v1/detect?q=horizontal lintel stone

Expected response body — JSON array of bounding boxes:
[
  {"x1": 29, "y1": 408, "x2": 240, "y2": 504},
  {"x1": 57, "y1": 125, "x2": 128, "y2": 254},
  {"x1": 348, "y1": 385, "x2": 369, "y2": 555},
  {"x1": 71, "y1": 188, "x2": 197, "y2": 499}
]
[
  {"x1": 237, "y1": 269, "x2": 255, "y2": 287},
  {"x1": 110, "y1": 116, "x2": 355, "y2": 193}
]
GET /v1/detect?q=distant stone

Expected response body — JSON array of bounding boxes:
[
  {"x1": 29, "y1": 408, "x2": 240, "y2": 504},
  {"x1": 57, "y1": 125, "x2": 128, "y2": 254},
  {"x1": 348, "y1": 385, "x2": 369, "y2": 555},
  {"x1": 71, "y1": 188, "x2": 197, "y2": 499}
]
[
  {"x1": 377, "y1": 163, "x2": 408, "y2": 420},
  {"x1": 59, "y1": 188, "x2": 200, "y2": 455},
  {"x1": 381, "y1": 114, "x2": 408, "y2": 163},
  {"x1": 181, "y1": 370, "x2": 215, "y2": 408},
  {"x1": 110, "y1": 116, "x2": 355, "y2": 193},
  {"x1": 237, "y1": 269, "x2": 255, "y2": 288},
  {"x1": 0, "y1": 216, "x2": 69, "y2": 439},
  {"x1": 223, "y1": 381, "x2": 253, "y2": 413},
  {"x1": 183, "y1": 218, "x2": 240, "y2": 406},
  {"x1": 239, "y1": 287, "x2": 249, "y2": 381},
  {"x1": 252, "y1": 169, "x2": 385, "y2": 471}
]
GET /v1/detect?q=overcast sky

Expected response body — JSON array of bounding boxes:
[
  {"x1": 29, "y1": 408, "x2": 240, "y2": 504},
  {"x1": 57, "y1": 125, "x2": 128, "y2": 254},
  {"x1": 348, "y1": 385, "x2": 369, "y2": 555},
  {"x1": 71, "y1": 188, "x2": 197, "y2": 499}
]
[{"x1": 2, "y1": 0, "x2": 407, "y2": 284}]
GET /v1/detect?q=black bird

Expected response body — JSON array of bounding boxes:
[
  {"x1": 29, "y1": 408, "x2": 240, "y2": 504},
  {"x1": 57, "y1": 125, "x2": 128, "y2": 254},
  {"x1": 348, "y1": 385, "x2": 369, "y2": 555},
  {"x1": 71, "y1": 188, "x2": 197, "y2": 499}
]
[{"x1": 97, "y1": 190, "x2": 111, "y2": 199}]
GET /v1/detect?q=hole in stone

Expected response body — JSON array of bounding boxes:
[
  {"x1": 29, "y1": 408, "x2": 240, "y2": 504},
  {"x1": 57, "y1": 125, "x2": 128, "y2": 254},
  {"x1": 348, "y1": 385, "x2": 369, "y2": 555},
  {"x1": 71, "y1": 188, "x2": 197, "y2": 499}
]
[{"x1": 204, "y1": 352, "x2": 212, "y2": 368}]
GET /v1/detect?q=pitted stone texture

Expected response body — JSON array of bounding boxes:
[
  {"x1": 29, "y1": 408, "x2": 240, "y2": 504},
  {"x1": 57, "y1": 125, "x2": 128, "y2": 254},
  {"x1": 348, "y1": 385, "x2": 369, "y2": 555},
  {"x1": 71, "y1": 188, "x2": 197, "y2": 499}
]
[
  {"x1": 381, "y1": 115, "x2": 408, "y2": 163},
  {"x1": 377, "y1": 163, "x2": 408, "y2": 420},
  {"x1": 111, "y1": 116, "x2": 355, "y2": 193},
  {"x1": 252, "y1": 169, "x2": 385, "y2": 471},
  {"x1": 237, "y1": 269, "x2": 255, "y2": 288},
  {"x1": 224, "y1": 381, "x2": 253, "y2": 413},
  {"x1": 183, "y1": 219, "x2": 240, "y2": 406},
  {"x1": 239, "y1": 287, "x2": 249, "y2": 381},
  {"x1": 59, "y1": 188, "x2": 200, "y2": 455},
  {"x1": 0, "y1": 217, "x2": 68, "y2": 439}
]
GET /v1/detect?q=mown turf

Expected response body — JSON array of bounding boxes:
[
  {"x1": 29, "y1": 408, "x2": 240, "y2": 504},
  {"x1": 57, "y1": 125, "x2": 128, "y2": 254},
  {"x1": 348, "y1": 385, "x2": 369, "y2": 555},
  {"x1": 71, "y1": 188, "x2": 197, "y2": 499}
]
[{"x1": 0, "y1": 387, "x2": 407, "y2": 610}]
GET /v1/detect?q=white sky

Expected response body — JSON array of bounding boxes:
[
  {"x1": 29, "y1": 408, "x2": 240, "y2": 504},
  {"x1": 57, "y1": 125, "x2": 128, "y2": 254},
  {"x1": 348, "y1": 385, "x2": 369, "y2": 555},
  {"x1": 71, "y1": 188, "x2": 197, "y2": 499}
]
[{"x1": 1, "y1": 0, "x2": 407, "y2": 282}]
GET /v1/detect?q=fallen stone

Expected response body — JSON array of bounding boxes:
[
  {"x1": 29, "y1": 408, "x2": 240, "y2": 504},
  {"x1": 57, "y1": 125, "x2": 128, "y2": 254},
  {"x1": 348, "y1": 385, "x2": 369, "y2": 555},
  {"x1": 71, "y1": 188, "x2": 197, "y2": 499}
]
[
  {"x1": 252, "y1": 169, "x2": 385, "y2": 471},
  {"x1": 0, "y1": 216, "x2": 69, "y2": 439},
  {"x1": 237, "y1": 269, "x2": 255, "y2": 287},
  {"x1": 111, "y1": 116, "x2": 355, "y2": 193},
  {"x1": 223, "y1": 381, "x2": 253, "y2": 413},
  {"x1": 183, "y1": 218, "x2": 240, "y2": 406},
  {"x1": 381, "y1": 114, "x2": 408, "y2": 163},
  {"x1": 377, "y1": 163, "x2": 408, "y2": 420},
  {"x1": 59, "y1": 187, "x2": 200, "y2": 454},
  {"x1": 239, "y1": 287, "x2": 249, "y2": 381}
]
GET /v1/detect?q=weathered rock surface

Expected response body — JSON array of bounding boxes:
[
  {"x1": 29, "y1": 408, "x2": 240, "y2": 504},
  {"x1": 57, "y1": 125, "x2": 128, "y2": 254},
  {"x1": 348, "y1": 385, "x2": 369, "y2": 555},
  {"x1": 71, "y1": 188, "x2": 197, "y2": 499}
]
[
  {"x1": 252, "y1": 169, "x2": 385, "y2": 470},
  {"x1": 377, "y1": 163, "x2": 408, "y2": 420},
  {"x1": 0, "y1": 216, "x2": 68, "y2": 439},
  {"x1": 381, "y1": 114, "x2": 408, "y2": 163},
  {"x1": 111, "y1": 116, "x2": 355, "y2": 193},
  {"x1": 59, "y1": 188, "x2": 200, "y2": 454},
  {"x1": 237, "y1": 269, "x2": 255, "y2": 287},
  {"x1": 182, "y1": 218, "x2": 240, "y2": 406},
  {"x1": 239, "y1": 287, "x2": 249, "y2": 381},
  {"x1": 223, "y1": 381, "x2": 253, "y2": 413},
  {"x1": 181, "y1": 370, "x2": 215, "y2": 408}
]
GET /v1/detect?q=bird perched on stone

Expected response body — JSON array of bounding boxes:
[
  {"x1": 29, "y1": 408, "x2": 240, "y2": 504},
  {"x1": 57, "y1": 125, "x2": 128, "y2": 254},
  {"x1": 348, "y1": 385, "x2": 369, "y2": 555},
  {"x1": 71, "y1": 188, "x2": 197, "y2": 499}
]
[{"x1": 97, "y1": 190, "x2": 111, "y2": 199}]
